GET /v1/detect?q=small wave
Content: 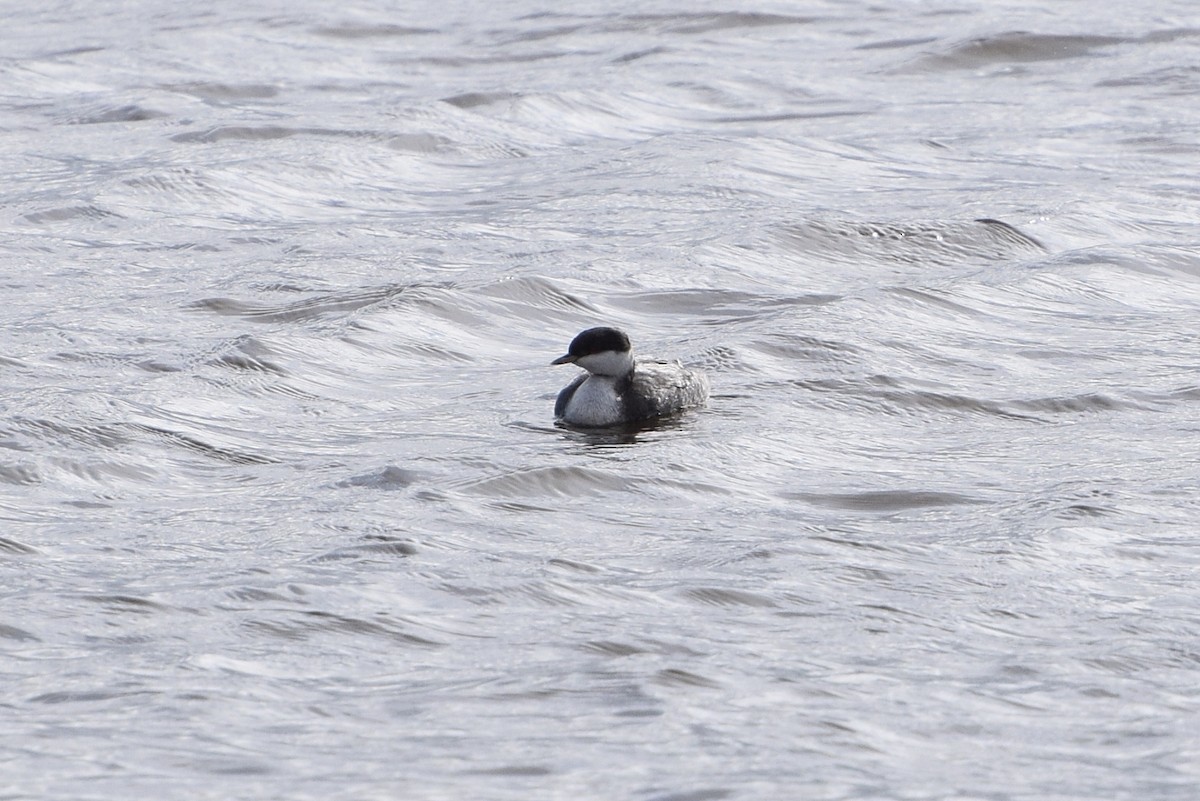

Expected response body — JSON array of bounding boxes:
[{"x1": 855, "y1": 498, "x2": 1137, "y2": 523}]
[
  {"x1": 446, "y1": 90, "x2": 659, "y2": 141},
  {"x1": 83, "y1": 594, "x2": 171, "y2": 614},
  {"x1": 121, "y1": 167, "x2": 227, "y2": 204},
  {"x1": 0, "y1": 535, "x2": 39, "y2": 555},
  {"x1": 611, "y1": 46, "x2": 668, "y2": 64},
  {"x1": 786, "y1": 376, "x2": 1042, "y2": 421},
  {"x1": 311, "y1": 23, "x2": 436, "y2": 39},
  {"x1": 442, "y1": 91, "x2": 520, "y2": 110},
  {"x1": 161, "y1": 82, "x2": 280, "y2": 101},
  {"x1": 653, "y1": 668, "x2": 720, "y2": 689},
  {"x1": 384, "y1": 132, "x2": 456, "y2": 154},
  {"x1": 130, "y1": 423, "x2": 277, "y2": 466},
  {"x1": 856, "y1": 36, "x2": 939, "y2": 52},
  {"x1": 777, "y1": 218, "x2": 1044, "y2": 267},
  {"x1": 65, "y1": 104, "x2": 165, "y2": 125},
  {"x1": 0, "y1": 464, "x2": 40, "y2": 486},
  {"x1": 609, "y1": 287, "x2": 838, "y2": 320},
  {"x1": 460, "y1": 465, "x2": 634, "y2": 497},
  {"x1": 48, "y1": 457, "x2": 159, "y2": 485},
  {"x1": 189, "y1": 284, "x2": 413, "y2": 324},
  {"x1": 340, "y1": 466, "x2": 425, "y2": 491},
  {"x1": 193, "y1": 336, "x2": 332, "y2": 401},
  {"x1": 313, "y1": 537, "x2": 419, "y2": 562},
  {"x1": 1008, "y1": 393, "x2": 1140, "y2": 414},
  {"x1": 464, "y1": 765, "x2": 554, "y2": 777},
  {"x1": 171, "y1": 125, "x2": 370, "y2": 144},
  {"x1": 9, "y1": 418, "x2": 131, "y2": 451},
  {"x1": 580, "y1": 640, "x2": 647, "y2": 656},
  {"x1": 30, "y1": 689, "x2": 156, "y2": 704},
  {"x1": 0, "y1": 623, "x2": 39, "y2": 641},
  {"x1": 681, "y1": 587, "x2": 778, "y2": 608},
  {"x1": 900, "y1": 31, "x2": 1128, "y2": 72},
  {"x1": 783, "y1": 489, "x2": 985, "y2": 511},
  {"x1": 622, "y1": 11, "x2": 816, "y2": 35},
  {"x1": 1097, "y1": 64, "x2": 1200, "y2": 96},
  {"x1": 207, "y1": 336, "x2": 288, "y2": 376},
  {"x1": 748, "y1": 333, "x2": 860, "y2": 365},
  {"x1": 905, "y1": 28, "x2": 1200, "y2": 74},
  {"x1": 246, "y1": 611, "x2": 443, "y2": 647},
  {"x1": 21, "y1": 205, "x2": 124, "y2": 225},
  {"x1": 474, "y1": 275, "x2": 599, "y2": 316}
]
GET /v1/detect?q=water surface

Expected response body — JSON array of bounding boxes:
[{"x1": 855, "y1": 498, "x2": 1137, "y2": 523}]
[{"x1": 3, "y1": 1, "x2": 1199, "y2": 799}]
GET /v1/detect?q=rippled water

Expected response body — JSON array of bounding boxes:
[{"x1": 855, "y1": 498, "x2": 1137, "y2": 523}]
[{"x1": 4, "y1": 1, "x2": 1200, "y2": 798}]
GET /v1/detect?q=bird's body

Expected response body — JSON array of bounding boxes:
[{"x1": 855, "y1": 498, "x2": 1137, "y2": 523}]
[{"x1": 551, "y1": 327, "x2": 708, "y2": 427}]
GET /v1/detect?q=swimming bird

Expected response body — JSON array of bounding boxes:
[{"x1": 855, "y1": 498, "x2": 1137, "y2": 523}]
[{"x1": 551, "y1": 326, "x2": 709, "y2": 427}]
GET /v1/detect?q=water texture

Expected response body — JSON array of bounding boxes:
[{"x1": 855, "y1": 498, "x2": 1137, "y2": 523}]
[{"x1": 3, "y1": 1, "x2": 1199, "y2": 799}]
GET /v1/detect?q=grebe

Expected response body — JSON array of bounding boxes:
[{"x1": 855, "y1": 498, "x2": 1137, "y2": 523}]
[{"x1": 551, "y1": 327, "x2": 709, "y2": 427}]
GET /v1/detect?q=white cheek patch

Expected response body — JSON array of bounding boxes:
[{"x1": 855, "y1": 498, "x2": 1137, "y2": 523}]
[{"x1": 574, "y1": 350, "x2": 633, "y2": 377}]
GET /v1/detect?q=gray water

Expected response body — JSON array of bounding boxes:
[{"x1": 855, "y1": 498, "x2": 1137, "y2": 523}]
[{"x1": 3, "y1": 1, "x2": 1199, "y2": 799}]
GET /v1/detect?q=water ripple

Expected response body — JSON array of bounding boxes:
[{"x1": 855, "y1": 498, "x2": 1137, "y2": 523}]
[{"x1": 5, "y1": 2, "x2": 1200, "y2": 798}]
